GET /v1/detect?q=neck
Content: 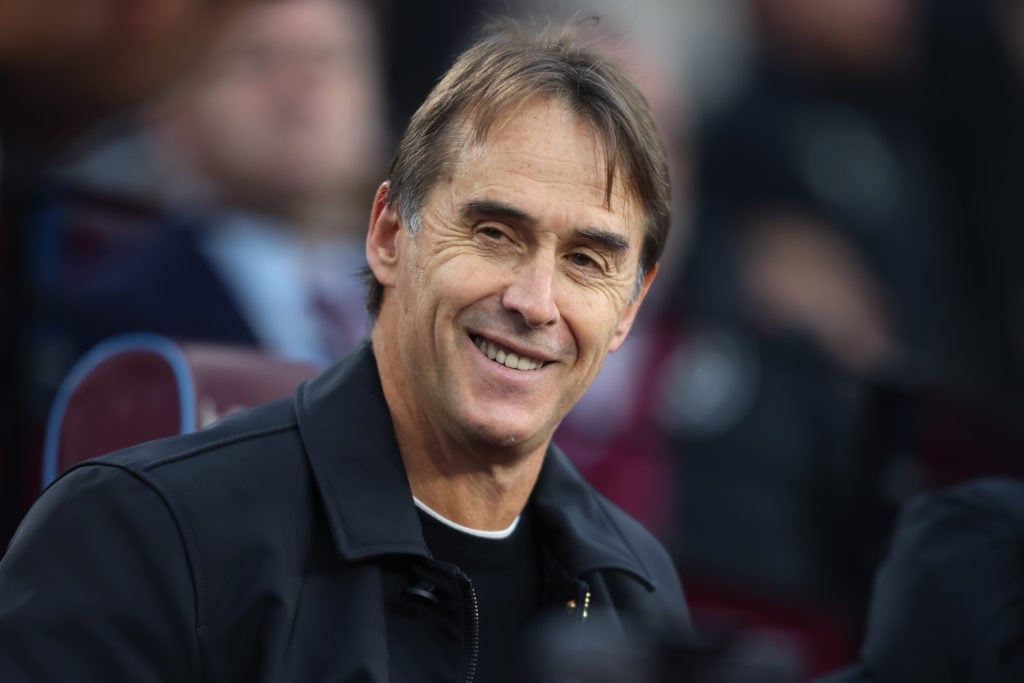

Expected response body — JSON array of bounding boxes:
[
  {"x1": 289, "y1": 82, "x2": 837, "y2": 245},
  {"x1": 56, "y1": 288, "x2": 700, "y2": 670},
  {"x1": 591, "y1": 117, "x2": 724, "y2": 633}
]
[
  {"x1": 372, "y1": 326, "x2": 548, "y2": 531},
  {"x1": 402, "y1": 452, "x2": 544, "y2": 531}
]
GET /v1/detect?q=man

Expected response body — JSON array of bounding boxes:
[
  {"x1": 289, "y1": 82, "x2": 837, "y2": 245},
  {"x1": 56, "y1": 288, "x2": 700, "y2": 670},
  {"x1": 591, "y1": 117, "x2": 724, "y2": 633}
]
[{"x1": 0, "y1": 18, "x2": 689, "y2": 681}]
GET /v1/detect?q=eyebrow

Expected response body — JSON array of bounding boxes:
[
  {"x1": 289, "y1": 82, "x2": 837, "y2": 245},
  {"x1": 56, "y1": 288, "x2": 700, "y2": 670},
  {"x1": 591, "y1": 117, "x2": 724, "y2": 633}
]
[
  {"x1": 460, "y1": 199, "x2": 535, "y2": 226},
  {"x1": 577, "y1": 228, "x2": 630, "y2": 254},
  {"x1": 460, "y1": 198, "x2": 631, "y2": 254}
]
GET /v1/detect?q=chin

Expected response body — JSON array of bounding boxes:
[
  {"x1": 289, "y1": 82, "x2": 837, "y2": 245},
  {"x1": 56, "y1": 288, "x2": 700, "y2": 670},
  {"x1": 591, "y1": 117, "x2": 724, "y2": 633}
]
[
  {"x1": 462, "y1": 414, "x2": 545, "y2": 452},
  {"x1": 449, "y1": 385, "x2": 560, "y2": 452}
]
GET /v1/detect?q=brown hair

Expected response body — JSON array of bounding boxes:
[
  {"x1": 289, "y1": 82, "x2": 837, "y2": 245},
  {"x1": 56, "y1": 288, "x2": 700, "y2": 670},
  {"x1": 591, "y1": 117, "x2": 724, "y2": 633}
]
[{"x1": 365, "y1": 17, "x2": 671, "y2": 315}]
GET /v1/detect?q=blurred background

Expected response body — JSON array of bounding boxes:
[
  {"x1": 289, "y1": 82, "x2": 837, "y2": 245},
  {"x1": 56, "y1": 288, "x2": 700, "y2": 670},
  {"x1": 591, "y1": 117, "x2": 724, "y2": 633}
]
[{"x1": 3, "y1": 0, "x2": 1023, "y2": 680}]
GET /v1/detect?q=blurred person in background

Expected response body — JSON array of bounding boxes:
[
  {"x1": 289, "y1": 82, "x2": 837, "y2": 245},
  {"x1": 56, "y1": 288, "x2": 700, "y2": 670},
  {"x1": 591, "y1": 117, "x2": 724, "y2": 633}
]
[
  {"x1": 56, "y1": 0, "x2": 388, "y2": 368},
  {"x1": 657, "y1": 0, "x2": 953, "y2": 674},
  {"x1": 813, "y1": 1, "x2": 1024, "y2": 678},
  {"x1": 662, "y1": 0, "x2": 1024, "y2": 677}
]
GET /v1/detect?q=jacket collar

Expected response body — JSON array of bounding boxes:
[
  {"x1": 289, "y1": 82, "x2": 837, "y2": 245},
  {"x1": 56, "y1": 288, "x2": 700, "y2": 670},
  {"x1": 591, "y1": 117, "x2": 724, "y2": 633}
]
[
  {"x1": 295, "y1": 342, "x2": 428, "y2": 561},
  {"x1": 295, "y1": 342, "x2": 655, "y2": 587}
]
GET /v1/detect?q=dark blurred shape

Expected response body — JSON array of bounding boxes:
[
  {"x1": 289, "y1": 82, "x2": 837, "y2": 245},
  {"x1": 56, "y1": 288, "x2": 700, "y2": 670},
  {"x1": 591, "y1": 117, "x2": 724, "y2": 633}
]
[
  {"x1": 376, "y1": 0, "x2": 487, "y2": 132},
  {"x1": 667, "y1": 0, "x2": 937, "y2": 614},
  {"x1": 526, "y1": 611, "x2": 806, "y2": 683},
  {"x1": 660, "y1": 0, "x2": 944, "y2": 674},
  {"x1": 0, "y1": 0, "x2": 254, "y2": 152},
  {"x1": 917, "y1": 0, "x2": 1024, "y2": 415},
  {"x1": 817, "y1": 477, "x2": 1024, "y2": 682}
]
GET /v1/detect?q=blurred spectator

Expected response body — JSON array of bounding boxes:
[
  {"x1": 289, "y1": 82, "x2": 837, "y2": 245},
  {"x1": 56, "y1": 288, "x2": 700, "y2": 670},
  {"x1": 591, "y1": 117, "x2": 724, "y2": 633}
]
[
  {"x1": 83, "y1": 0, "x2": 389, "y2": 367},
  {"x1": 653, "y1": 0, "x2": 1024, "y2": 677},
  {"x1": 14, "y1": 0, "x2": 380, "y2": 406},
  {"x1": 656, "y1": 0, "x2": 954, "y2": 674}
]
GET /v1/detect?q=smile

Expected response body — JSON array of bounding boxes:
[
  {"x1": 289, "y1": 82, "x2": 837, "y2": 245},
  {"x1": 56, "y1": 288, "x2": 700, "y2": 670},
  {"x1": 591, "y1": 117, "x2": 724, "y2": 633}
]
[{"x1": 471, "y1": 335, "x2": 547, "y2": 371}]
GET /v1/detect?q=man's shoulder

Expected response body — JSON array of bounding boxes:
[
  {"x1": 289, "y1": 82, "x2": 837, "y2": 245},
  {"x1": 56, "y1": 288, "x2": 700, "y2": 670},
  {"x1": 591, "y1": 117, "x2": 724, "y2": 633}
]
[
  {"x1": 68, "y1": 397, "x2": 312, "y2": 524},
  {"x1": 88, "y1": 397, "x2": 301, "y2": 477}
]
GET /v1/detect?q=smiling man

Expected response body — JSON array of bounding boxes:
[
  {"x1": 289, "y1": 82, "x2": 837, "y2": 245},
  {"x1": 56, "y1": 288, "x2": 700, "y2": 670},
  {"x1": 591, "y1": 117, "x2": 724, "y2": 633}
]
[{"x1": 0, "y1": 18, "x2": 689, "y2": 682}]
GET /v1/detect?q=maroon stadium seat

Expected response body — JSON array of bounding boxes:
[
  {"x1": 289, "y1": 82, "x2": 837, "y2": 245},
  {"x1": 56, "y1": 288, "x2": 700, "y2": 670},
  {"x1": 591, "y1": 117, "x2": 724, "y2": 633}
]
[{"x1": 41, "y1": 333, "x2": 318, "y2": 487}]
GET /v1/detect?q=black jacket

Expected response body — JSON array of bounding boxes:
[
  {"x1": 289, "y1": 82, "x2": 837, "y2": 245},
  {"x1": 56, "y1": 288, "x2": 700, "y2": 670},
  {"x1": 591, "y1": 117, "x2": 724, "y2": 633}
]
[{"x1": 0, "y1": 344, "x2": 690, "y2": 681}]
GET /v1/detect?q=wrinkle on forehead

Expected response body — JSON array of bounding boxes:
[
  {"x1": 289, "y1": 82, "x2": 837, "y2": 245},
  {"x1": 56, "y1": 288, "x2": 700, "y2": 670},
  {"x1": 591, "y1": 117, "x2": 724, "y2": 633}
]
[{"x1": 446, "y1": 95, "x2": 629, "y2": 211}]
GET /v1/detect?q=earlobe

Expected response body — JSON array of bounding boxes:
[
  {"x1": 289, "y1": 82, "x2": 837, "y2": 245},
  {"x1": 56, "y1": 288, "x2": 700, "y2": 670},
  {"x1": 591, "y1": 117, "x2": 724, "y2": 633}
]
[
  {"x1": 608, "y1": 264, "x2": 659, "y2": 353},
  {"x1": 366, "y1": 182, "x2": 401, "y2": 286}
]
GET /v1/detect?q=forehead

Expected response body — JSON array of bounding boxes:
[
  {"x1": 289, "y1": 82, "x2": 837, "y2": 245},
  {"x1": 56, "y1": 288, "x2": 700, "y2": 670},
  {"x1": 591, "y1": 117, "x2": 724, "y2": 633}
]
[
  {"x1": 217, "y1": 0, "x2": 370, "y2": 56},
  {"x1": 442, "y1": 97, "x2": 642, "y2": 231}
]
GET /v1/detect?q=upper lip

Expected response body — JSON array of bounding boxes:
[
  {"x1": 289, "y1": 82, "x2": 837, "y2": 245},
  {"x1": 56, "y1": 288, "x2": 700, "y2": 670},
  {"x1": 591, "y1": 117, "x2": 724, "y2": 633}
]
[{"x1": 469, "y1": 332, "x2": 558, "y2": 364}]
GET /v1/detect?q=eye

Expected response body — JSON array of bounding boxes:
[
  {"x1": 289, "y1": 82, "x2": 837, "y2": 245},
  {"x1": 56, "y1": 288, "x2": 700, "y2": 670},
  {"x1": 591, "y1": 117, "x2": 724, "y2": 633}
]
[
  {"x1": 567, "y1": 252, "x2": 600, "y2": 270},
  {"x1": 479, "y1": 226, "x2": 506, "y2": 240}
]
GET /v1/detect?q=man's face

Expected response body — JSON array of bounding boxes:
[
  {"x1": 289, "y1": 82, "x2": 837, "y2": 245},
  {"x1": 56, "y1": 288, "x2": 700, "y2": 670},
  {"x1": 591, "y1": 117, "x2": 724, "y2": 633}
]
[{"x1": 372, "y1": 97, "x2": 656, "y2": 457}]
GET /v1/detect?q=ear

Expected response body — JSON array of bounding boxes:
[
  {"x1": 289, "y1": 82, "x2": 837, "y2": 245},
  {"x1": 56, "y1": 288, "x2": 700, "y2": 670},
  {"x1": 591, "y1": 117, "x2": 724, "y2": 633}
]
[
  {"x1": 366, "y1": 182, "x2": 402, "y2": 288},
  {"x1": 608, "y1": 264, "x2": 658, "y2": 353}
]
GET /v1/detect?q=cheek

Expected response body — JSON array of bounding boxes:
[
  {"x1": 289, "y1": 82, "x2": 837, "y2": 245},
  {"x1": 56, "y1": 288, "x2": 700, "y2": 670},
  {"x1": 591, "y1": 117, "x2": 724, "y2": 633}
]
[
  {"x1": 561, "y1": 288, "x2": 632, "y2": 350},
  {"x1": 399, "y1": 246, "x2": 472, "y2": 326},
  {"x1": 424, "y1": 245, "x2": 501, "y2": 299}
]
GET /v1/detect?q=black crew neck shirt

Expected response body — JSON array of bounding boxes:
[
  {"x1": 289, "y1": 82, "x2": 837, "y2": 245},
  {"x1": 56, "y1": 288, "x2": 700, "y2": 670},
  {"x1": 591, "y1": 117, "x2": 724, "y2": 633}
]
[{"x1": 416, "y1": 505, "x2": 543, "y2": 683}]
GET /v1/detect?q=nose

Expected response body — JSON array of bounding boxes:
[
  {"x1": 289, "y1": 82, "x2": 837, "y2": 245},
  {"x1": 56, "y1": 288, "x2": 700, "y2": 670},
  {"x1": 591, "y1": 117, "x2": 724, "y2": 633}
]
[{"x1": 501, "y1": 254, "x2": 560, "y2": 328}]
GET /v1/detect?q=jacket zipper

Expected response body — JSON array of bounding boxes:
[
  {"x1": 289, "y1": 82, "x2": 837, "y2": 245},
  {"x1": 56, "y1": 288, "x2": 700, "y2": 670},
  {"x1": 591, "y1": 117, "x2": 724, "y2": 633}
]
[{"x1": 457, "y1": 572, "x2": 480, "y2": 683}]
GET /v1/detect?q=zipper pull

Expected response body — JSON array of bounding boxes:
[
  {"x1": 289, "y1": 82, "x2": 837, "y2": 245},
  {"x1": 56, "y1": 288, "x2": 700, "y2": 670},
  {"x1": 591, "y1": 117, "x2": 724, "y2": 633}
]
[{"x1": 565, "y1": 590, "x2": 591, "y2": 621}]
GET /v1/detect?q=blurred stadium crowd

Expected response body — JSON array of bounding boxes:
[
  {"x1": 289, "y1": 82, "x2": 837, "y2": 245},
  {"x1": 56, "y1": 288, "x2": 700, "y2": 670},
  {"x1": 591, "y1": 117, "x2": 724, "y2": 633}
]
[{"x1": 2, "y1": 0, "x2": 1023, "y2": 679}]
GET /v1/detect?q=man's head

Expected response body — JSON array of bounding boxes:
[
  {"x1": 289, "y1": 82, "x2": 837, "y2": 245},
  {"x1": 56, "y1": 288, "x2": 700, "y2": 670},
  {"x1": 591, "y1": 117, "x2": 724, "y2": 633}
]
[
  {"x1": 365, "y1": 19, "x2": 671, "y2": 457},
  {"x1": 366, "y1": 18, "x2": 670, "y2": 315}
]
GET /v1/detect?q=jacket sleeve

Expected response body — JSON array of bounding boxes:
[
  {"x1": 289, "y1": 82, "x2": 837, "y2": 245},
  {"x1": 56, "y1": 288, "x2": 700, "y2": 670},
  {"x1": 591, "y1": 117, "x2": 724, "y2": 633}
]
[{"x1": 0, "y1": 463, "x2": 201, "y2": 681}]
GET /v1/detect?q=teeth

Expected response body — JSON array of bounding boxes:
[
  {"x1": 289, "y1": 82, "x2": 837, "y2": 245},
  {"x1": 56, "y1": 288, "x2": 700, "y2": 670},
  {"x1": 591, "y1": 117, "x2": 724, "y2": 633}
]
[{"x1": 473, "y1": 336, "x2": 545, "y2": 371}]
